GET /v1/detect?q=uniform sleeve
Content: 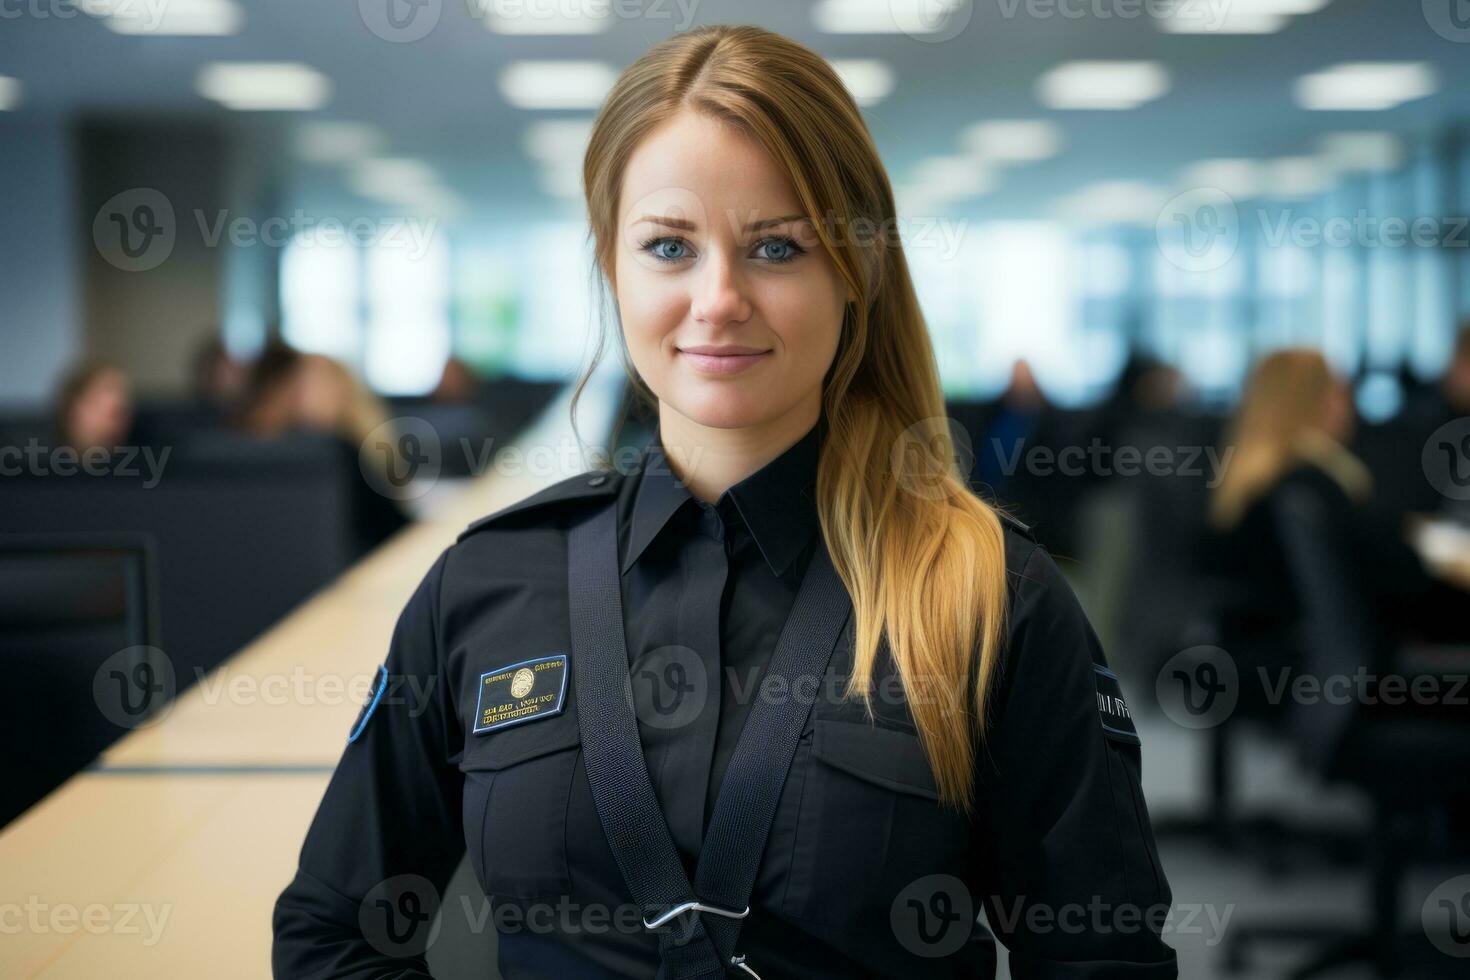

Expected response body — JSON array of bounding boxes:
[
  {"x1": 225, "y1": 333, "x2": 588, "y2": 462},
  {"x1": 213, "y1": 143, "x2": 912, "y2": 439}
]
[
  {"x1": 272, "y1": 552, "x2": 465, "y2": 979},
  {"x1": 972, "y1": 544, "x2": 1178, "y2": 978}
]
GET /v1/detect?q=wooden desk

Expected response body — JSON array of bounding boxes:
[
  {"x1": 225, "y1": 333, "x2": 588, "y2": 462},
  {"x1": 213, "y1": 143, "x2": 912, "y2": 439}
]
[{"x1": 1, "y1": 772, "x2": 330, "y2": 979}]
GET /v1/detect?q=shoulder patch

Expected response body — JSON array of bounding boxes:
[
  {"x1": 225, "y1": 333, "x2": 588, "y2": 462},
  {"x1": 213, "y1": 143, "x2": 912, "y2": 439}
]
[
  {"x1": 457, "y1": 470, "x2": 622, "y2": 542},
  {"x1": 348, "y1": 664, "x2": 389, "y2": 743},
  {"x1": 997, "y1": 510, "x2": 1035, "y2": 541},
  {"x1": 1093, "y1": 664, "x2": 1141, "y2": 746}
]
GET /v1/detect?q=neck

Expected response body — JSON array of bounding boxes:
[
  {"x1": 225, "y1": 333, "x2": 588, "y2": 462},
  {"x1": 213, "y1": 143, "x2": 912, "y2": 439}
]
[{"x1": 655, "y1": 391, "x2": 820, "y2": 504}]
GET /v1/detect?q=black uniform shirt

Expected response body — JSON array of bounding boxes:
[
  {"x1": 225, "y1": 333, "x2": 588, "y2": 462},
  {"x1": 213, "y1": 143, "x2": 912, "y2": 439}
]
[{"x1": 273, "y1": 421, "x2": 1178, "y2": 978}]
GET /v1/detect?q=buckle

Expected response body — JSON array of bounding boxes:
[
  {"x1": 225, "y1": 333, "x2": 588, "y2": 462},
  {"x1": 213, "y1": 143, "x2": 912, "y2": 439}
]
[
  {"x1": 642, "y1": 899, "x2": 750, "y2": 932},
  {"x1": 729, "y1": 953, "x2": 761, "y2": 979}
]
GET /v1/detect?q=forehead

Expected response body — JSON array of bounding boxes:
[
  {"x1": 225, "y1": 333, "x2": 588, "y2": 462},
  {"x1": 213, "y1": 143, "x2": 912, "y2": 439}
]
[{"x1": 619, "y1": 110, "x2": 803, "y2": 226}]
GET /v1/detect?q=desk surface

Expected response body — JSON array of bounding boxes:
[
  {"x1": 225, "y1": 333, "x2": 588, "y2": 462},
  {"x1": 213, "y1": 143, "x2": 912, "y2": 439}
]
[{"x1": 0, "y1": 383, "x2": 619, "y2": 978}]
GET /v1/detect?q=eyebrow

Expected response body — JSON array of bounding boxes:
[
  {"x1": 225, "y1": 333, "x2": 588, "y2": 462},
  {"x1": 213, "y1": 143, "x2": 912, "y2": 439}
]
[{"x1": 633, "y1": 213, "x2": 809, "y2": 233}]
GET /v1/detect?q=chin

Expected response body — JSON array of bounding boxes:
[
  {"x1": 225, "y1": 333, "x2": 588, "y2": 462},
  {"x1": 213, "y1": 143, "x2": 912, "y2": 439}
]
[{"x1": 668, "y1": 388, "x2": 775, "y2": 430}]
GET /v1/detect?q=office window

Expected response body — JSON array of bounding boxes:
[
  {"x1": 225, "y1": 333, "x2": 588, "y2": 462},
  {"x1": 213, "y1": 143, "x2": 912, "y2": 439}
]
[
  {"x1": 363, "y1": 232, "x2": 451, "y2": 395},
  {"x1": 280, "y1": 235, "x2": 361, "y2": 362}
]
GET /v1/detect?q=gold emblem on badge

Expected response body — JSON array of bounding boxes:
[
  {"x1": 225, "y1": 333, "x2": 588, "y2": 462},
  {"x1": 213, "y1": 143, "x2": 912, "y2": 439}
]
[{"x1": 510, "y1": 667, "x2": 535, "y2": 699}]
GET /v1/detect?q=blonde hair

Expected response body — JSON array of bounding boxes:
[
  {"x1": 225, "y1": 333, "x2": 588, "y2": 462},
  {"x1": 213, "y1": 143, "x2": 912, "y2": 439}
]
[
  {"x1": 573, "y1": 24, "x2": 1009, "y2": 813},
  {"x1": 1211, "y1": 348, "x2": 1369, "y2": 529}
]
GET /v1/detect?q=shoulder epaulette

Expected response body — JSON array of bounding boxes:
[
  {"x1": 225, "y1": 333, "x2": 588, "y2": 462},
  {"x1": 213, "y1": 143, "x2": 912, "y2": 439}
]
[
  {"x1": 456, "y1": 470, "x2": 623, "y2": 542},
  {"x1": 997, "y1": 510, "x2": 1035, "y2": 541}
]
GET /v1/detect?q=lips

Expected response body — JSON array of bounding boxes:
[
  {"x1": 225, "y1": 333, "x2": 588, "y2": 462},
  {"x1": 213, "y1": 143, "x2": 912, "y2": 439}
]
[{"x1": 676, "y1": 345, "x2": 772, "y2": 376}]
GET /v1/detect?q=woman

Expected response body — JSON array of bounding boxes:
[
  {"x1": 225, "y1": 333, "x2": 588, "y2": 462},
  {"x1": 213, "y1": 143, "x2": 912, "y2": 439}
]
[
  {"x1": 54, "y1": 360, "x2": 134, "y2": 453},
  {"x1": 1210, "y1": 349, "x2": 1466, "y2": 674},
  {"x1": 274, "y1": 25, "x2": 1176, "y2": 978}
]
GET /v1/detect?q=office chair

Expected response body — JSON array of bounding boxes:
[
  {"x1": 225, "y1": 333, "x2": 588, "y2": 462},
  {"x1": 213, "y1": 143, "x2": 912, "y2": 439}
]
[
  {"x1": 0, "y1": 534, "x2": 160, "y2": 827},
  {"x1": 1222, "y1": 486, "x2": 1470, "y2": 978}
]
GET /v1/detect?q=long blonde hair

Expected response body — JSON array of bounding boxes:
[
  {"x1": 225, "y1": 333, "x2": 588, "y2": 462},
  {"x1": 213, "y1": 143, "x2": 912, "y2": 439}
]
[
  {"x1": 572, "y1": 24, "x2": 1008, "y2": 814},
  {"x1": 1211, "y1": 348, "x2": 1370, "y2": 529}
]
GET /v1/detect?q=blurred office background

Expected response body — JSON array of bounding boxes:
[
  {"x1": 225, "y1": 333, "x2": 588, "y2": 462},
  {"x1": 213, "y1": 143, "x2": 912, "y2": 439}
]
[{"x1": 3, "y1": 1, "x2": 1470, "y2": 977}]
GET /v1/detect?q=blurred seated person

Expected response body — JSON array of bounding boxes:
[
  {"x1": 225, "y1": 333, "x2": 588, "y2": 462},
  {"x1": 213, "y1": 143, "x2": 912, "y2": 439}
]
[
  {"x1": 233, "y1": 341, "x2": 408, "y2": 552},
  {"x1": 432, "y1": 356, "x2": 480, "y2": 404},
  {"x1": 191, "y1": 335, "x2": 248, "y2": 413},
  {"x1": 1208, "y1": 350, "x2": 1468, "y2": 680},
  {"x1": 53, "y1": 360, "x2": 134, "y2": 453}
]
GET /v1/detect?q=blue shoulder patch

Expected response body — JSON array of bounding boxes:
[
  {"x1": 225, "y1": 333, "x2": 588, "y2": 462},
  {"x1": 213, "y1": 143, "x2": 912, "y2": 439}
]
[{"x1": 348, "y1": 664, "x2": 390, "y2": 744}]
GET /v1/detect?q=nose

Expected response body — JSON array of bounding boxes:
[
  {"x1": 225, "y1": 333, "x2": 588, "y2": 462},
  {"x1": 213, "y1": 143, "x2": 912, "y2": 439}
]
[{"x1": 690, "y1": 247, "x2": 752, "y2": 328}]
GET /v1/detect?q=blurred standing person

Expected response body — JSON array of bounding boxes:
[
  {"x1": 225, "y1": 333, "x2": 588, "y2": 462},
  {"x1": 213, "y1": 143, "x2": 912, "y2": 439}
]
[{"x1": 53, "y1": 361, "x2": 134, "y2": 453}]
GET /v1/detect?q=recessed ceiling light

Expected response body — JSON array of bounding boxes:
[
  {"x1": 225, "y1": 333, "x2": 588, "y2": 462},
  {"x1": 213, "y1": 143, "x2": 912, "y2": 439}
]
[
  {"x1": 1295, "y1": 62, "x2": 1437, "y2": 111},
  {"x1": 197, "y1": 62, "x2": 330, "y2": 111},
  {"x1": 1053, "y1": 181, "x2": 1170, "y2": 225},
  {"x1": 1180, "y1": 159, "x2": 1262, "y2": 198},
  {"x1": 1156, "y1": 0, "x2": 1332, "y2": 33},
  {"x1": 1264, "y1": 156, "x2": 1333, "y2": 198},
  {"x1": 0, "y1": 75, "x2": 19, "y2": 111},
  {"x1": 812, "y1": 0, "x2": 968, "y2": 36},
  {"x1": 93, "y1": 0, "x2": 242, "y2": 36},
  {"x1": 296, "y1": 121, "x2": 385, "y2": 163},
  {"x1": 476, "y1": 0, "x2": 611, "y2": 34},
  {"x1": 830, "y1": 59, "x2": 895, "y2": 107},
  {"x1": 1037, "y1": 62, "x2": 1169, "y2": 110},
  {"x1": 961, "y1": 120, "x2": 1062, "y2": 163},
  {"x1": 500, "y1": 61, "x2": 618, "y2": 110},
  {"x1": 912, "y1": 156, "x2": 993, "y2": 200},
  {"x1": 1318, "y1": 132, "x2": 1405, "y2": 173},
  {"x1": 524, "y1": 119, "x2": 596, "y2": 165}
]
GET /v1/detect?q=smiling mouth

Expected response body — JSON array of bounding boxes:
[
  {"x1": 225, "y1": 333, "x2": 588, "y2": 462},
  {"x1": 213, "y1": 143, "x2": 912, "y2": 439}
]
[{"x1": 676, "y1": 346, "x2": 772, "y2": 376}]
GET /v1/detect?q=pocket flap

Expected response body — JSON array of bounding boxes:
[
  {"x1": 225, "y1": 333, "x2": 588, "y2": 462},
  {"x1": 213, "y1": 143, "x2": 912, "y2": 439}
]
[
  {"x1": 811, "y1": 719, "x2": 938, "y2": 800},
  {"x1": 460, "y1": 716, "x2": 582, "y2": 772}
]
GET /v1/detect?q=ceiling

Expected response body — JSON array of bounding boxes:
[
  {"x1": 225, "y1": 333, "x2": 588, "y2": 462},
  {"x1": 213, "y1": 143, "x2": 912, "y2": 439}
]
[{"x1": 2, "y1": 0, "x2": 1468, "y2": 224}]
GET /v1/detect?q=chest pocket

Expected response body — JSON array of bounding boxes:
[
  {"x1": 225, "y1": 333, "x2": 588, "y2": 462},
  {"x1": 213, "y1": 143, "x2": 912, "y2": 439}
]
[
  {"x1": 460, "y1": 715, "x2": 582, "y2": 900},
  {"x1": 782, "y1": 718, "x2": 971, "y2": 940}
]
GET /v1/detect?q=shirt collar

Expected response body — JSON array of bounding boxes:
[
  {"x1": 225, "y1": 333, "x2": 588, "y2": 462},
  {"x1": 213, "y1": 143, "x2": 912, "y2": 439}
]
[{"x1": 622, "y1": 420, "x2": 823, "y2": 579}]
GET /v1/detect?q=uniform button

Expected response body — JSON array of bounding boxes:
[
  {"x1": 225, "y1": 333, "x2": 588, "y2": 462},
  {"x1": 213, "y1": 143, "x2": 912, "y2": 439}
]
[{"x1": 587, "y1": 474, "x2": 607, "y2": 487}]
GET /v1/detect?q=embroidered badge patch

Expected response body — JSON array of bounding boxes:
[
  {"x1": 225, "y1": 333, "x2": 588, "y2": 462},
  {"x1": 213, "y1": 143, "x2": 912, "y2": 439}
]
[
  {"x1": 348, "y1": 664, "x2": 389, "y2": 744},
  {"x1": 1094, "y1": 664, "x2": 1141, "y2": 745},
  {"x1": 473, "y1": 654, "x2": 570, "y2": 735}
]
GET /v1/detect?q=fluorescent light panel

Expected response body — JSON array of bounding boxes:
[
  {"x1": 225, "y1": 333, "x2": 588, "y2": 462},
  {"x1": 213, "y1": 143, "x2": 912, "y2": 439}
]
[
  {"x1": 830, "y1": 59, "x2": 895, "y2": 107},
  {"x1": 962, "y1": 120, "x2": 1062, "y2": 163},
  {"x1": 475, "y1": 0, "x2": 611, "y2": 34},
  {"x1": 94, "y1": 0, "x2": 242, "y2": 36},
  {"x1": 197, "y1": 62, "x2": 330, "y2": 111},
  {"x1": 812, "y1": 0, "x2": 968, "y2": 36},
  {"x1": 500, "y1": 61, "x2": 617, "y2": 110},
  {"x1": 1295, "y1": 62, "x2": 1437, "y2": 111},
  {"x1": 0, "y1": 75, "x2": 19, "y2": 111},
  {"x1": 1037, "y1": 61, "x2": 1169, "y2": 110}
]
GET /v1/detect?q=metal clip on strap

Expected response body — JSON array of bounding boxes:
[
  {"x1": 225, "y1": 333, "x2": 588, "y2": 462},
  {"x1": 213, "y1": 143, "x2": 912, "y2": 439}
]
[
  {"x1": 642, "y1": 899, "x2": 750, "y2": 932},
  {"x1": 729, "y1": 953, "x2": 760, "y2": 978}
]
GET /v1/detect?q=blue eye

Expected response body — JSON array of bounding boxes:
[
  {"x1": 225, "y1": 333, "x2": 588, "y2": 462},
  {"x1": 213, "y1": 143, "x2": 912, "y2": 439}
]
[
  {"x1": 639, "y1": 237, "x2": 690, "y2": 263},
  {"x1": 755, "y1": 237, "x2": 805, "y2": 264}
]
